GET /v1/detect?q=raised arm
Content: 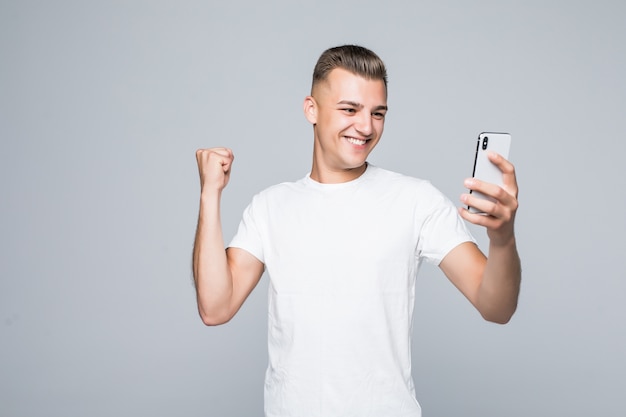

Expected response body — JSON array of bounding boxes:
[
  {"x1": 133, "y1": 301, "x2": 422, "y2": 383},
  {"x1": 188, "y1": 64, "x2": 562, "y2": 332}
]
[
  {"x1": 193, "y1": 148, "x2": 264, "y2": 326},
  {"x1": 440, "y1": 152, "x2": 521, "y2": 324}
]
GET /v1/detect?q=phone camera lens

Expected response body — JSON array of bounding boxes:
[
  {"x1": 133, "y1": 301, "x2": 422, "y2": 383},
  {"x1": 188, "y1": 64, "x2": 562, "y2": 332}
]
[{"x1": 482, "y1": 136, "x2": 489, "y2": 150}]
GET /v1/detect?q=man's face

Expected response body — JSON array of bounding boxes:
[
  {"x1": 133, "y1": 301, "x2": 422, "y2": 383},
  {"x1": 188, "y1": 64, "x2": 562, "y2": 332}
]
[{"x1": 305, "y1": 68, "x2": 388, "y2": 182}]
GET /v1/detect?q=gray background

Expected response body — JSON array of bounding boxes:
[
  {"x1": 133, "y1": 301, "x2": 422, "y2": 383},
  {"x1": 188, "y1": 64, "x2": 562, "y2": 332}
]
[{"x1": 1, "y1": 1, "x2": 624, "y2": 416}]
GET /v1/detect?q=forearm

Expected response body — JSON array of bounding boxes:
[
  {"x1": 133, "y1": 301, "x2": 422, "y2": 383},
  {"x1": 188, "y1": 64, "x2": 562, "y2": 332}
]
[
  {"x1": 476, "y1": 236, "x2": 521, "y2": 324},
  {"x1": 192, "y1": 189, "x2": 234, "y2": 324}
]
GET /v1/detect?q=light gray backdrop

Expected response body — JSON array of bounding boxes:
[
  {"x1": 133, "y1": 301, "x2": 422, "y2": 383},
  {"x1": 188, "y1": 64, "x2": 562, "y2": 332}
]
[{"x1": 1, "y1": 1, "x2": 624, "y2": 416}]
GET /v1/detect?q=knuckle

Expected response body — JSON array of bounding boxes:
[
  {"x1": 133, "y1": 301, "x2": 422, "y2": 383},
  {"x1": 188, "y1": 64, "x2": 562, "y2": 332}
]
[{"x1": 493, "y1": 187, "x2": 507, "y2": 201}]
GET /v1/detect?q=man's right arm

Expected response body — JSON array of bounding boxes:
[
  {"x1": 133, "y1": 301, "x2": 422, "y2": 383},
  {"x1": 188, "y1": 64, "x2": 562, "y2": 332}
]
[{"x1": 192, "y1": 148, "x2": 264, "y2": 326}]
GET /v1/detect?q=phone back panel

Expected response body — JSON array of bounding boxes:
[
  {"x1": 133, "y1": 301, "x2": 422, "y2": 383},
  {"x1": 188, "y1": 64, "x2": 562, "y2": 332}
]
[{"x1": 469, "y1": 132, "x2": 511, "y2": 213}]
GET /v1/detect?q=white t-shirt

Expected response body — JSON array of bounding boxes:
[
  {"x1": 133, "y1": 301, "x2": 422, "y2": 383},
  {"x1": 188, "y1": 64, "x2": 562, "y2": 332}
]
[{"x1": 229, "y1": 164, "x2": 475, "y2": 417}]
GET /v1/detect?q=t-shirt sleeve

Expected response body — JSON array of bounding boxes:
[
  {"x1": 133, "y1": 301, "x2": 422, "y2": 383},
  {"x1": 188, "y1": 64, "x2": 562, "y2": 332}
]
[
  {"x1": 416, "y1": 184, "x2": 476, "y2": 266},
  {"x1": 227, "y1": 194, "x2": 265, "y2": 264}
]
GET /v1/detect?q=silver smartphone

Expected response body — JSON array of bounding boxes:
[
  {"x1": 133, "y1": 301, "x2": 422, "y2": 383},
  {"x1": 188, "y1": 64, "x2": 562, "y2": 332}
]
[{"x1": 468, "y1": 132, "x2": 511, "y2": 214}]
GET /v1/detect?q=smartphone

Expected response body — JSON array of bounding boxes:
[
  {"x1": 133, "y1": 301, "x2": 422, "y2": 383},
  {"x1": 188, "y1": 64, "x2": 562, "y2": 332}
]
[{"x1": 468, "y1": 132, "x2": 511, "y2": 214}]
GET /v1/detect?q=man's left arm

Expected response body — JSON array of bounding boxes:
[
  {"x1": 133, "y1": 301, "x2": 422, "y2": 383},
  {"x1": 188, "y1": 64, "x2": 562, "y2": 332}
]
[{"x1": 439, "y1": 152, "x2": 521, "y2": 324}]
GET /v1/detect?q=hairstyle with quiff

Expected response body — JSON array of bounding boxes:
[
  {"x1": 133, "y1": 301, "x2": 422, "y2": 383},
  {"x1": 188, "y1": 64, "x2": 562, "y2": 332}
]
[{"x1": 311, "y1": 45, "x2": 388, "y2": 93}]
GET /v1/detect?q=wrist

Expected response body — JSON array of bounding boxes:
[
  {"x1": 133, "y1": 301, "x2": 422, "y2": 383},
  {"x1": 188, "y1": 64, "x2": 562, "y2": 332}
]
[
  {"x1": 489, "y1": 235, "x2": 516, "y2": 251},
  {"x1": 200, "y1": 186, "x2": 222, "y2": 205}
]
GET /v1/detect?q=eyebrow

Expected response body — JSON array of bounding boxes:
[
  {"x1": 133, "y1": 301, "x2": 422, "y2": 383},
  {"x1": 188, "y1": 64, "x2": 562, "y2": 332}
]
[{"x1": 337, "y1": 100, "x2": 388, "y2": 112}]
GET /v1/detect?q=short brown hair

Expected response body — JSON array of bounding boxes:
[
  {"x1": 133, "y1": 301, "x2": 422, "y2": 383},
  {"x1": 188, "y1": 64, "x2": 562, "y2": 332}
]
[{"x1": 311, "y1": 45, "x2": 388, "y2": 93}]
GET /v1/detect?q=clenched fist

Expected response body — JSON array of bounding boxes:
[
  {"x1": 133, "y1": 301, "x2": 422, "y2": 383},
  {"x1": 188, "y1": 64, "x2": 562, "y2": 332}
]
[{"x1": 195, "y1": 147, "x2": 234, "y2": 192}]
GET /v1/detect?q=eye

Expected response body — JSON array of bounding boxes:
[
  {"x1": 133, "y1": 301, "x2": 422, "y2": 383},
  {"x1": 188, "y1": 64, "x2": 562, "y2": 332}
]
[
  {"x1": 372, "y1": 112, "x2": 386, "y2": 120},
  {"x1": 341, "y1": 108, "x2": 356, "y2": 114}
]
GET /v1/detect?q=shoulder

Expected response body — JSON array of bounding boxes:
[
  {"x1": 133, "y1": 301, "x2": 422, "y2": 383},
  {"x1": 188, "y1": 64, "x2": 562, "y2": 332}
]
[
  {"x1": 247, "y1": 176, "x2": 308, "y2": 205},
  {"x1": 367, "y1": 165, "x2": 442, "y2": 195},
  {"x1": 367, "y1": 165, "x2": 455, "y2": 214}
]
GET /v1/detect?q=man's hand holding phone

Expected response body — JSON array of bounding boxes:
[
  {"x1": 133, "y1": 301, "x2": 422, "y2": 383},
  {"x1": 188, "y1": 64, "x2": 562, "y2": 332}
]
[{"x1": 460, "y1": 133, "x2": 519, "y2": 246}]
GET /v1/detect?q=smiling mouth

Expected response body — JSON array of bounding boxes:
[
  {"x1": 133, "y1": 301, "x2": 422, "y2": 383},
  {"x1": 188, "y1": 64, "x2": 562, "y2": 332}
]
[{"x1": 346, "y1": 137, "x2": 368, "y2": 146}]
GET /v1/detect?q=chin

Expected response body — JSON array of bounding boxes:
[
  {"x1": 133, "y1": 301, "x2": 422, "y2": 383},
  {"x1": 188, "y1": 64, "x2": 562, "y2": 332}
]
[{"x1": 343, "y1": 160, "x2": 368, "y2": 171}]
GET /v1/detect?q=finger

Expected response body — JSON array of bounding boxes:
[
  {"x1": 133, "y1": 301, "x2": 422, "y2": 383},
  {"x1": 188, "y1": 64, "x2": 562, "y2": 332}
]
[
  {"x1": 461, "y1": 192, "x2": 498, "y2": 217},
  {"x1": 195, "y1": 148, "x2": 234, "y2": 184},
  {"x1": 464, "y1": 177, "x2": 505, "y2": 199},
  {"x1": 196, "y1": 148, "x2": 233, "y2": 167},
  {"x1": 196, "y1": 147, "x2": 233, "y2": 161},
  {"x1": 463, "y1": 176, "x2": 518, "y2": 218},
  {"x1": 210, "y1": 147, "x2": 233, "y2": 159},
  {"x1": 487, "y1": 152, "x2": 518, "y2": 196},
  {"x1": 466, "y1": 187, "x2": 516, "y2": 218},
  {"x1": 458, "y1": 206, "x2": 496, "y2": 227},
  {"x1": 212, "y1": 149, "x2": 234, "y2": 173}
]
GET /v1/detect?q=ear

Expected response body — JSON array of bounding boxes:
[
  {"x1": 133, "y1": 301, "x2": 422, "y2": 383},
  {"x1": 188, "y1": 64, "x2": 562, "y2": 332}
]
[{"x1": 303, "y1": 96, "x2": 317, "y2": 125}]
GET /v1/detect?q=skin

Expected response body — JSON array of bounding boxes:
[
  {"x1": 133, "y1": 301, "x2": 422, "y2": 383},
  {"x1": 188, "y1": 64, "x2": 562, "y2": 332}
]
[
  {"x1": 193, "y1": 68, "x2": 520, "y2": 326},
  {"x1": 193, "y1": 147, "x2": 264, "y2": 325},
  {"x1": 304, "y1": 68, "x2": 388, "y2": 184}
]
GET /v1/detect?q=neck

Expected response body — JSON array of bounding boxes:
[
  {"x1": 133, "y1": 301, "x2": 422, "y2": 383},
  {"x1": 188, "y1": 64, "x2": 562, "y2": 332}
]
[{"x1": 309, "y1": 161, "x2": 368, "y2": 184}]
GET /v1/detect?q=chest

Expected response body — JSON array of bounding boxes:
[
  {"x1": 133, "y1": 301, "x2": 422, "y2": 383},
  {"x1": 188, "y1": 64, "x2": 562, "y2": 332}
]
[{"x1": 260, "y1": 191, "x2": 421, "y2": 295}]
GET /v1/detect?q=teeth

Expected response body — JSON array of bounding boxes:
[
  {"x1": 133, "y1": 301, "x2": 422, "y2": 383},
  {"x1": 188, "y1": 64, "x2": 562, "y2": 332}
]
[{"x1": 347, "y1": 137, "x2": 366, "y2": 145}]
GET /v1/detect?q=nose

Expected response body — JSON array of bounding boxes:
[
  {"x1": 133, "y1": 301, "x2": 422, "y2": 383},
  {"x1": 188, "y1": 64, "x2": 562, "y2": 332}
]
[{"x1": 355, "y1": 112, "x2": 373, "y2": 137}]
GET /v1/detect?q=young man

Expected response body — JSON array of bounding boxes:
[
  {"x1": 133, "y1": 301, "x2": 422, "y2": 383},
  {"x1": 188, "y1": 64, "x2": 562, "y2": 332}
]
[{"x1": 193, "y1": 45, "x2": 521, "y2": 417}]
